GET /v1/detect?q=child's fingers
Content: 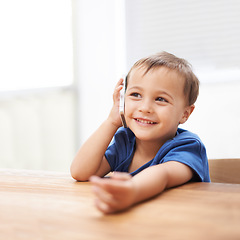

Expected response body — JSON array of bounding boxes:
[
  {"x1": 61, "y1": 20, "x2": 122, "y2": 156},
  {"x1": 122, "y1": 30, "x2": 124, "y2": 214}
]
[
  {"x1": 90, "y1": 175, "x2": 134, "y2": 213},
  {"x1": 90, "y1": 175, "x2": 129, "y2": 195},
  {"x1": 115, "y1": 77, "x2": 124, "y2": 88},
  {"x1": 91, "y1": 176, "x2": 118, "y2": 196},
  {"x1": 89, "y1": 175, "x2": 101, "y2": 183},
  {"x1": 92, "y1": 185, "x2": 120, "y2": 213},
  {"x1": 94, "y1": 199, "x2": 112, "y2": 213},
  {"x1": 113, "y1": 81, "x2": 123, "y2": 101},
  {"x1": 111, "y1": 172, "x2": 132, "y2": 181},
  {"x1": 114, "y1": 78, "x2": 124, "y2": 93},
  {"x1": 90, "y1": 176, "x2": 117, "y2": 204},
  {"x1": 90, "y1": 176, "x2": 126, "y2": 202},
  {"x1": 92, "y1": 185, "x2": 113, "y2": 204}
]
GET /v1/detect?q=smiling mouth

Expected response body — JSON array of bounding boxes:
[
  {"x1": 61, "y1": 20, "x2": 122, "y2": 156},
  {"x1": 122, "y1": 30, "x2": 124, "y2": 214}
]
[{"x1": 135, "y1": 118, "x2": 157, "y2": 124}]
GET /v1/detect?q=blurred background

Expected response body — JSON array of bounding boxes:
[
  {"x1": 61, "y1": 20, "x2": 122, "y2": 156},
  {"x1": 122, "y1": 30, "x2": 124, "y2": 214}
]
[{"x1": 0, "y1": 0, "x2": 240, "y2": 172}]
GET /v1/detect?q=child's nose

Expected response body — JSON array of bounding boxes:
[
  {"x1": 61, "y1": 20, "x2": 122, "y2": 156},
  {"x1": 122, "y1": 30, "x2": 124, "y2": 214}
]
[{"x1": 138, "y1": 99, "x2": 153, "y2": 113}]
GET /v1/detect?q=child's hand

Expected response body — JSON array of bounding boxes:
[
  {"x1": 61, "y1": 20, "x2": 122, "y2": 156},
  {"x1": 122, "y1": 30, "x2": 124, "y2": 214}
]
[
  {"x1": 107, "y1": 78, "x2": 125, "y2": 128},
  {"x1": 89, "y1": 172, "x2": 136, "y2": 214}
]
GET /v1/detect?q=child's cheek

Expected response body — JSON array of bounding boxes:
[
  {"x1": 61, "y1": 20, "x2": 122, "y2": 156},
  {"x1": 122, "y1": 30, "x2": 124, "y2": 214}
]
[{"x1": 124, "y1": 101, "x2": 130, "y2": 122}]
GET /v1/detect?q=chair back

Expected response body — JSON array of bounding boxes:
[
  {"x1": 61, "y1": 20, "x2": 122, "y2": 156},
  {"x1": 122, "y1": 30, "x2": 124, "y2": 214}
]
[{"x1": 208, "y1": 158, "x2": 240, "y2": 184}]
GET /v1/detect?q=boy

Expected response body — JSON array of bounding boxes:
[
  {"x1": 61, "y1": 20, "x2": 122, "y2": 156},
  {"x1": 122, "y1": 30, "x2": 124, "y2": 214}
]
[{"x1": 70, "y1": 51, "x2": 210, "y2": 214}]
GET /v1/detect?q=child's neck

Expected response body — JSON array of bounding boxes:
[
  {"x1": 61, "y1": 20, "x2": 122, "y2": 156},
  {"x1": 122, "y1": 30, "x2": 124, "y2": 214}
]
[
  {"x1": 135, "y1": 139, "x2": 163, "y2": 159},
  {"x1": 128, "y1": 139, "x2": 163, "y2": 173}
]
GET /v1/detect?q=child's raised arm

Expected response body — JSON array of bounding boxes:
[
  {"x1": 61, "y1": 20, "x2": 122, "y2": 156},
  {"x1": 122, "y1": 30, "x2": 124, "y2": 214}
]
[{"x1": 70, "y1": 79, "x2": 124, "y2": 181}]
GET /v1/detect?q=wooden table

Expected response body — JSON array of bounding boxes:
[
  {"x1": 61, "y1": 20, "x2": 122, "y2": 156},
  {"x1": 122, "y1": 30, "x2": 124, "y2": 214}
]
[{"x1": 0, "y1": 169, "x2": 240, "y2": 240}]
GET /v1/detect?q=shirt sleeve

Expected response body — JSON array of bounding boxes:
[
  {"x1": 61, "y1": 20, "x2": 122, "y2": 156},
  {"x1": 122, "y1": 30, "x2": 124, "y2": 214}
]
[
  {"x1": 160, "y1": 137, "x2": 210, "y2": 182},
  {"x1": 104, "y1": 128, "x2": 135, "y2": 172}
]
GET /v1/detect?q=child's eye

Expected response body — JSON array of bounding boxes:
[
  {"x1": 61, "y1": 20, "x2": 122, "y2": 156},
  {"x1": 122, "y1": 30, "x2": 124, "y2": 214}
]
[
  {"x1": 130, "y1": 92, "x2": 141, "y2": 98},
  {"x1": 156, "y1": 97, "x2": 168, "y2": 102}
]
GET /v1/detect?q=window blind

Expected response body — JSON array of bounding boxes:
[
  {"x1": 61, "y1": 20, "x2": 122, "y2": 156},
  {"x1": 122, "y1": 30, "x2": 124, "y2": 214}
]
[{"x1": 125, "y1": 0, "x2": 240, "y2": 82}]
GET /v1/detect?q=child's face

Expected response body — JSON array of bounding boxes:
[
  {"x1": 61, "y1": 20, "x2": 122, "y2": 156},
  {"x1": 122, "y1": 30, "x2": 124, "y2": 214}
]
[{"x1": 125, "y1": 66, "x2": 193, "y2": 145}]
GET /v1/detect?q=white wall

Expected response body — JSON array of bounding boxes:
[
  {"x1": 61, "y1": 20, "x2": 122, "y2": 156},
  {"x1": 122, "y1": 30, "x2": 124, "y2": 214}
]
[
  {"x1": 123, "y1": 0, "x2": 240, "y2": 159},
  {"x1": 0, "y1": 0, "x2": 75, "y2": 171},
  {"x1": 74, "y1": 0, "x2": 240, "y2": 160},
  {"x1": 184, "y1": 81, "x2": 240, "y2": 159},
  {"x1": 72, "y1": 0, "x2": 126, "y2": 146},
  {"x1": 0, "y1": 89, "x2": 76, "y2": 171},
  {"x1": 1, "y1": 0, "x2": 239, "y2": 172}
]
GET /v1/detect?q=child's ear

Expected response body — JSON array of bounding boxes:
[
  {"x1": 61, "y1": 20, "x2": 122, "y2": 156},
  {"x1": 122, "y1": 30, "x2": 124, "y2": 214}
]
[{"x1": 179, "y1": 105, "x2": 195, "y2": 124}]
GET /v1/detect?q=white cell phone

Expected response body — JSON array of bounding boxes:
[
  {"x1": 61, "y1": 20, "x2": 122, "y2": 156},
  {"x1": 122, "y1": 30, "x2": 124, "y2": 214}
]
[{"x1": 119, "y1": 76, "x2": 127, "y2": 128}]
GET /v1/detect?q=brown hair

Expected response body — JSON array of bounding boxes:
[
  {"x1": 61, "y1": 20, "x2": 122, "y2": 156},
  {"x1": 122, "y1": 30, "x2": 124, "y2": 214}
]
[{"x1": 127, "y1": 51, "x2": 199, "y2": 106}]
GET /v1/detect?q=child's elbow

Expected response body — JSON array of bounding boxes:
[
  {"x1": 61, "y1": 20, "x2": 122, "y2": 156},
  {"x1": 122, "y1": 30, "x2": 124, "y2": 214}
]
[{"x1": 70, "y1": 166, "x2": 89, "y2": 182}]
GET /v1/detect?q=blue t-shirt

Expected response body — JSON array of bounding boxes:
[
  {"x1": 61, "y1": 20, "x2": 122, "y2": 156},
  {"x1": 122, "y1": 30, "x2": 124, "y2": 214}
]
[{"x1": 105, "y1": 127, "x2": 210, "y2": 182}]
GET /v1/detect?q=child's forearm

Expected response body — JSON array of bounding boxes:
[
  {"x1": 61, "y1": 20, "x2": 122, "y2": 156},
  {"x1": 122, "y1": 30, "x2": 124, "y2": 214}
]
[
  {"x1": 89, "y1": 167, "x2": 170, "y2": 214},
  {"x1": 131, "y1": 165, "x2": 168, "y2": 204},
  {"x1": 70, "y1": 118, "x2": 119, "y2": 181},
  {"x1": 71, "y1": 79, "x2": 124, "y2": 181},
  {"x1": 131, "y1": 162, "x2": 193, "y2": 205}
]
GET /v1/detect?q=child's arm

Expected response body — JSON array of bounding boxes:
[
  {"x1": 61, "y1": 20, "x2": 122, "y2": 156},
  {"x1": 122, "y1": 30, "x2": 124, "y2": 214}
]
[
  {"x1": 70, "y1": 79, "x2": 124, "y2": 181},
  {"x1": 90, "y1": 161, "x2": 193, "y2": 213}
]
